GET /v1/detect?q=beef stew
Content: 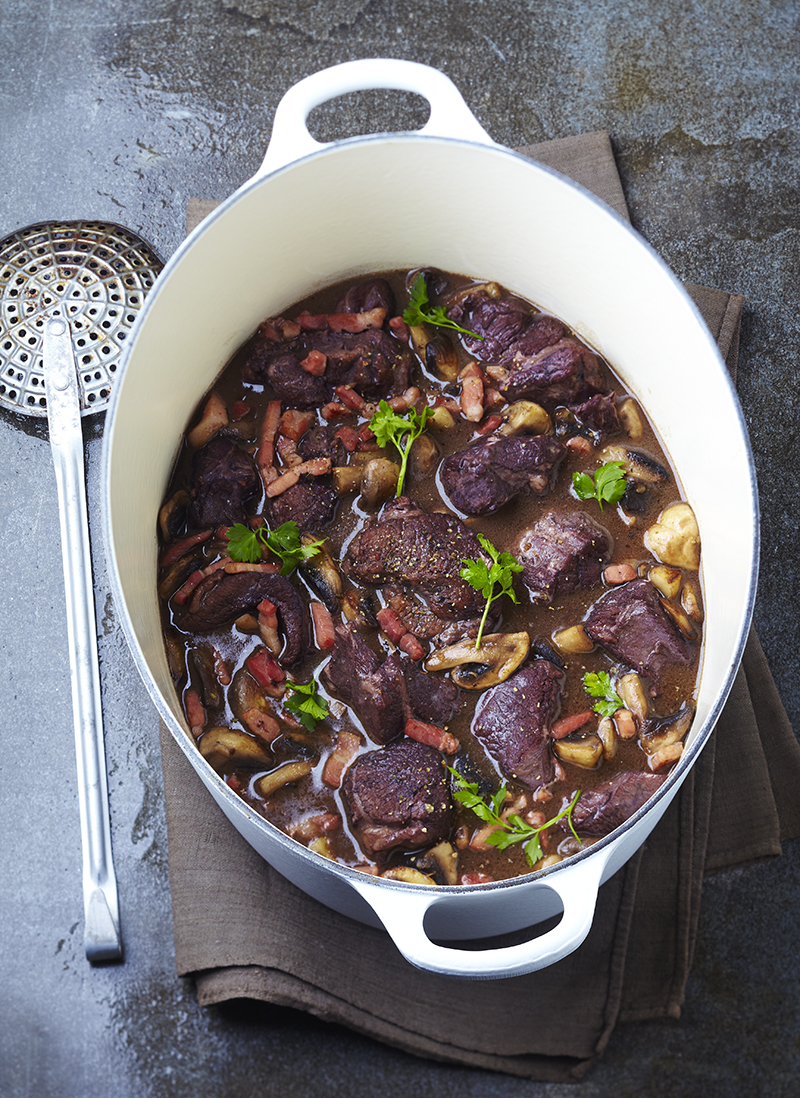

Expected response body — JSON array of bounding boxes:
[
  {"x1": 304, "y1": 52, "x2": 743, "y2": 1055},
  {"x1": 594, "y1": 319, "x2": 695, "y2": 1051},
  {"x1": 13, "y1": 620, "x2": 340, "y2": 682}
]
[{"x1": 157, "y1": 270, "x2": 703, "y2": 885}]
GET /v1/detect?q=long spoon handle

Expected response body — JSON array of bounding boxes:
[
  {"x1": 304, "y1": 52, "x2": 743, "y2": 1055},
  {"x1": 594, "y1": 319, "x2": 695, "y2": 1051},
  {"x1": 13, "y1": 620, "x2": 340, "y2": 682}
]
[{"x1": 44, "y1": 316, "x2": 123, "y2": 964}]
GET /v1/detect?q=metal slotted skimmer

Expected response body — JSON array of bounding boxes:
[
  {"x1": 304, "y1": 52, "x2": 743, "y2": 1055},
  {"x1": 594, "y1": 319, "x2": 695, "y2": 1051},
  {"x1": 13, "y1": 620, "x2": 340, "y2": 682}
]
[{"x1": 0, "y1": 221, "x2": 163, "y2": 962}]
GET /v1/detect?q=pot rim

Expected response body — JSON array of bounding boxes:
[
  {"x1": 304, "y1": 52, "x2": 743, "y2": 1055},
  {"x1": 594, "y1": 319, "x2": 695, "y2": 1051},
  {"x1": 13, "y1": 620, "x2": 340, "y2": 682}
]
[{"x1": 103, "y1": 128, "x2": 760, "y2": 901}]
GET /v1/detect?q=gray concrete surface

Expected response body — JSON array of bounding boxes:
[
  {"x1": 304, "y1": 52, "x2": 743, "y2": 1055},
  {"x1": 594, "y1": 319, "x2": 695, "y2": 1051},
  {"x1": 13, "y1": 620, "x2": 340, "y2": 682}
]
[{"x1": 1, "y1": 2, "x2": 798, "y2": 1095}]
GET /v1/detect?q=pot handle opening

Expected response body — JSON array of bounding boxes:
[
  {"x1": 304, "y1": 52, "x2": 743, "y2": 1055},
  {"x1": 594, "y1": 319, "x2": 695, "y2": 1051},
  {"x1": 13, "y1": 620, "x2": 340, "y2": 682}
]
[
  {"x1": 256, "y1": 58, "x2": 495, "y2": 178},
  {"x1": 348, "y1": 849, "x2": 611, "y2": 980}
]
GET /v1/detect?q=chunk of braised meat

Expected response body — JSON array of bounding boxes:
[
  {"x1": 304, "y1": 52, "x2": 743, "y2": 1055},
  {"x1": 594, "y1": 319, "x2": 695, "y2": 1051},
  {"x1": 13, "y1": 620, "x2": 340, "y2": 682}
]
[
  {"x1": 241, "y1": 327, "x2": 413, "y2": 408},
  {"x1": 343, "y1": 497, "x2": 486, "y2": 620},
  {"x1": 344, "y1": 739, "x2": 453, "y2": 861},
  {"x1": 296, "y1": 425, "x2": 348, "y2": 467},
  {"x1": 571, "y1": 771, "x2": 667, "y2": 836},
  {"x1": 568, "y1": 392, "x2": 621, "y2": 441},
  {"x1": 187, "y1": 435, "x2": 260, "y2": 529},
  {"x1": 263, "y1": 479, "x2": 338, "y2": 532},
  {"x1": 335, "y1": 277, "x2": 395, "y2": 316},
  {"x1": 321, "y1": 624, "x2": 406, "y2": 744},
  {"x1": 446, "y1": 288, "x2": 567, "y2": 363},
  {"x1": 471, "y1": 660, "x2": 564, "y2": 790},
  {"x1": 439, "y1": 433, "x2": 566, "y2": 516},
  {"x1": 500, "y1": 338, "x2": 606, "y2": 406},
  {"x1": 403, "y1": 658, "x2": 461, "y2": 726},
  {"x1": 321, "y1": 623, "x2": 461, "y2": 743},
  {"x1": 171, "y1": 571, "x2": 306, "y2": 665},
  {"x1": 518, "y1": 510, "x2": 612, "y2": 604},
  {"x1": 583, "y1": 577, "x2": 695, "y2": 691}
]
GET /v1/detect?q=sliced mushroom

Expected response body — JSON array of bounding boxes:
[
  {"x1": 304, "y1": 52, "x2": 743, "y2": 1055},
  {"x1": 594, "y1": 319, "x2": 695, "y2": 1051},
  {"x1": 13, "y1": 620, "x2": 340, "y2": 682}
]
[
  {"x1": 159, "y1": 489, "x2": 190, "y2": 541},
  {"x1": 682, "y1": 580, "x2": 704, "y2": 623},
  {"x1": 188, "y1": 646, "x2": 223, "y2": 710},
  {"x1": 660, "y1": 596, "x2": 696, "y2": 639},
  {"x1": 424, "y1": 333, "x2": 460, "y2": 381},
  {"x1": 428, "y1": 405, "x2": 457, "y2": 431},
  {"x1": 360, "y1": 458, "x2": 400, "y2": 508},
  {"x1": 228, "y1": 666, "x2": 270, "y2": 724},
  {"x1": 423, "y1": 631, "x2": 530, "y2": 689},
  {"x1": 639, "y1": 705, "x2": 694, "y2": 756},
  {"x1": 186, "y1": 391, "x2": 229, "y2": 449},
  {"x1": 254, "y1": 758, "x2": 315, "y2": 798},
  {"x1": 648, "y1": 564, "x2": 683, "y2": 600},
  {"x1": 416, "y1": 841, "x2": 459, "y2": 885},
  {"x1": 644, "y1": 502, "x2": 701, "y2": 570},
  {"x1": 596, "y1": 716, "x2": 618, "y2": 760},
  {"x1": 599, "y1": 444, "x2": 670, "y2": 485},
  {"x1": 553, "y1": 731, "x2": 604, "y2": 769},
  {"x1": 617, "y1": 397, "x2": 644, "y2": 440},
  {"x1": 380, "y1": 866, "x2": 438, "y2": 885},
  {"x1": 408, "y1": 433, "x2": 440, "y2": 479},
  {"x1": 498, "y1": 400, "x2": 552, "y2": 437},
  {"x1": 199, "y1": 726, "x2": 272, "y2": 772},
  {"x1": 617, "y1": 672, "x2": 649, "y2": 724},
  {"x1": 552, "y1": 624, "x2": 594, "y2": 655},
  {"x1": 298, "y1": 537, "x2": 343, "y2": 612},
  {"x1": 332, "y1": 465, "x2": 363, "y2": 494}
]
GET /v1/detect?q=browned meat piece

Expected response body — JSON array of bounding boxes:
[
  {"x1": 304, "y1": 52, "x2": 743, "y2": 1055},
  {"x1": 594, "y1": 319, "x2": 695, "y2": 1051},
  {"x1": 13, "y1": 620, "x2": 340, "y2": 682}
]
[
  {"x1": 518, "y1": 510, "x2": 612, "y2": 604},
  {"x1": 500, "y1": 338, "x2": 606, "y2": 406},
  {"x1": 344, "y1": 739, "x2": 453, "y2": 860},
  {"x1": 321, "y1": 624, "x2": 461, "y2": 743},
  {"x1": 187, "y1": 435, "x2": 260, "y2": 529},
  {"x1": 471, "y1": 661, "x2": 564, "y2": 790},
  {"x1": 572, "y1": 771, "x2": 667, "y2": 836},
  {"x1": 171, "y1": 571, "x2": 306, "y2": 665},
  {"x1": 263, "y1": 479, "x2": 338, "y2": 532},
  {"x1": 446, "y1": 288, "x2": 568, "y2": 364},
  {"x1": 335, "y1": 277, "x2": 395, "y2": 316},
  {"x1": 257, "y1": 352, "x2": 328, "y2": 408},
  {"x1": 296, "y1": 425, "x2": 348, "y2": 467},
  {"x1": 566, "y1": 392, "x2": 621, "y2": 442},
  {"x1": 242, "y1": 327, "x2": 413, "y2": 407},
  {"x1": 447, "y1": 288, "x2": 534, "y2": 360},
  {"x1": 403, "y1": 659, "x2": 461, "y2": 726},
  {"x1": 321, "y1": 625, "x2": 407, "y2": 744},
  {"x1": 343, "y1": 497, "x2": 486, "y2": 621},
  {"x1": 439, "y1": 433, "x2": 566, "y2": 516},
  {"x1": 583, "y1": 577, "x2": 696, "y2": 690}
]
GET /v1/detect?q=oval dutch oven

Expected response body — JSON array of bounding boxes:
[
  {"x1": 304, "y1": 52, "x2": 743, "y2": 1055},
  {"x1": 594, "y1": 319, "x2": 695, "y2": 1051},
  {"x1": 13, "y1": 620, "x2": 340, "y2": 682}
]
[{"x1": 102, "y1": 59, "x2": 758, "y2": 979}]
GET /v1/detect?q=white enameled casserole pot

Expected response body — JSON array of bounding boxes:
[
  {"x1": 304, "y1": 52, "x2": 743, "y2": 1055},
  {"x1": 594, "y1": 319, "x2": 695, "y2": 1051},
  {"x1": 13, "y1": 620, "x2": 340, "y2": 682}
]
[{"x1": 103, "y1": 60, "x2": 758, "y2": 979}]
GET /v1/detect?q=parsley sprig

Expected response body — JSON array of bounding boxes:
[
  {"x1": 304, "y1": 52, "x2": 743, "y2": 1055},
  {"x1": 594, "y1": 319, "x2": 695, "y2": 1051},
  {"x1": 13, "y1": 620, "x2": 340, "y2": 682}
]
[
  {"x1": 583, "y1": 671, "x2": 624, "y2": 718},
  {"x1": 284, "y1": 678, "x2": 329, "y2": 731},
  {"x1": 369, "y1": 399, "x2": 433, "y2": 497},
  {"x1": 460, "y1": 533, "x2": 523, "y2": 649},
  {"x1": 572, "y1": 460, "x2": 626, "y2": 511},
  {"x1": 402, "y1": 273, "x2": 483, "y2": 340},
  {"x1": 226, "y1": 519, "x2": 324, "y2": 575},
  {"x1": 448, "y1": 767, "x2": 582, "y2": 867}
]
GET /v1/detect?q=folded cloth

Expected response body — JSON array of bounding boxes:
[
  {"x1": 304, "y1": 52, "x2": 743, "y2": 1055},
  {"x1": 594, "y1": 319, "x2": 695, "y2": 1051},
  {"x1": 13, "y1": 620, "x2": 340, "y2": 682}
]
[{"x1": 160, "y1": 131, "x2": 800, "y2": 1081}]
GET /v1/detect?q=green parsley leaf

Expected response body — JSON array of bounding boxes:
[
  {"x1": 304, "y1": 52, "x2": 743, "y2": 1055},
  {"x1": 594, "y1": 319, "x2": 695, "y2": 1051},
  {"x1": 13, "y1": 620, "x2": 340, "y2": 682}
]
[
  {"x1": 402, "y1": 273, "x2": 483, "y2": 340},
  {"x1": 283, "y1": 678, "x2": 330, "y2": 731},
  {"x1": 460, "y1": 532, "x2": 523, "y2": 648},
  {"x1": 582, "y1": 671, "x2": 624, "y2": 718},
  {"x1": 226, "y1": 520, "x2": 325, "y2": 575},
  {"x1": 369, "y1": 399, "x2": 433, "y2": 496},
  {"x1": 572, "y1": 460, "x2": 626, "y2": 511},
  {"x1": 225, "y1": 523, "x2": 263, "y2": 563},
  {"x1": 447, "y1": 766, "x2": 582, "y2": 867}
]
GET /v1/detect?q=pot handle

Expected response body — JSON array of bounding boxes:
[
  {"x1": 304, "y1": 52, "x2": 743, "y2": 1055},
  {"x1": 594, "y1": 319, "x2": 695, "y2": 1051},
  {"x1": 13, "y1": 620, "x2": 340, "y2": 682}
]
[
  {"x1": 348, "y1": 848, "x2": 611, "y2": 980},
  {"x1": 256, "y1": 58, "x2": 495, "y2": 178}
]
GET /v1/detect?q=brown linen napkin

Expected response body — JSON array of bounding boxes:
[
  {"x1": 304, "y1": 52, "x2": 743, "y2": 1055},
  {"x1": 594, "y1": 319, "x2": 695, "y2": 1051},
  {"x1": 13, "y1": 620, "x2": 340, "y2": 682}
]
[{"x1": 160, "y1": 132, "x2": 800, "y2": 1081}]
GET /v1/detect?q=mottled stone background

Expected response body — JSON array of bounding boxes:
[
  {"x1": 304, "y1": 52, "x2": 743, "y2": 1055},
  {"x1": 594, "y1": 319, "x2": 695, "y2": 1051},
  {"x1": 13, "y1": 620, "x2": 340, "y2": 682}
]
[{"x1": 1, "y1": 2, "x2": 797, "y2": 1096}]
